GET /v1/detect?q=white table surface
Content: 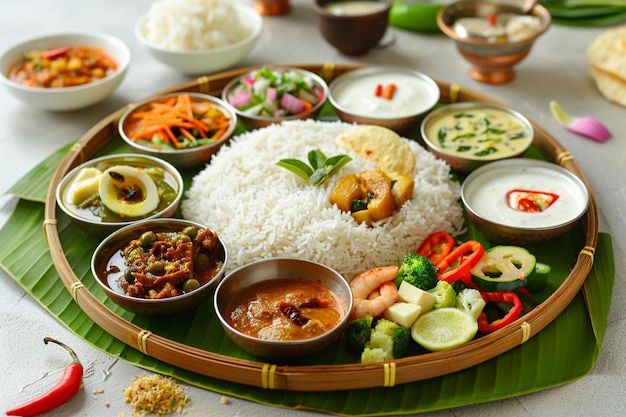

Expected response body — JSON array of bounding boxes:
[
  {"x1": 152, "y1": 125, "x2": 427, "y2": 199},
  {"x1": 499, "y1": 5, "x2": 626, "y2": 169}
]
[{"x1": 1, "y1": 1, "x2": 625, "y2": 416}]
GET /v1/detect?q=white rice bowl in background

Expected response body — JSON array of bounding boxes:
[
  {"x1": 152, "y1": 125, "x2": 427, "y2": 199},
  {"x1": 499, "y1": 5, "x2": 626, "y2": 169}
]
[
  {"x1": 182, "y1": 120, "x2": 465, "y2": 280},
  {"x1": 142, "y1": 0, "x2": 252, "y2": 51}
]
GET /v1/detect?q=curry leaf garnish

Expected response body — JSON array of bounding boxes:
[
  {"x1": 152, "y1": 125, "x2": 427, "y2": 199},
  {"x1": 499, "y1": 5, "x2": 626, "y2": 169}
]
[{"x1": 277, "y1": 149, "x2": 352, "y2": 186}]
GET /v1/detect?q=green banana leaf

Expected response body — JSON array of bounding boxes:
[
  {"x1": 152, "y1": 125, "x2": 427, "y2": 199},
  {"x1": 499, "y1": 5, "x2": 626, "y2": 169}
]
[
  {"x1": 540, "y1": 0, "x2": 626, "y2": 26},
  {"x1": 0, "y1": 139, "x2": 615, "y2": 415}
]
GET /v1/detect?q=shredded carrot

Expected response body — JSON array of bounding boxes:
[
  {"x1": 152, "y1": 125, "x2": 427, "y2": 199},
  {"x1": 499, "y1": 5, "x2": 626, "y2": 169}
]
[
  {"x1": 125, "y1": 93, "x2": 231, "y2": 148},
  {"x1": 300, "y1": 99, "x2": 313, "y2": 112},
  {"x1": 382, "y1": 84, "x2": 397, "y2": 100}
]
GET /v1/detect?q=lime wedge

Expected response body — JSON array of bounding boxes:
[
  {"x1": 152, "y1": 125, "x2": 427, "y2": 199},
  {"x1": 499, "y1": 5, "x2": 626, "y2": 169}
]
[{"x1": 411, "y1": 308, "x2": 478, "y2": 352}]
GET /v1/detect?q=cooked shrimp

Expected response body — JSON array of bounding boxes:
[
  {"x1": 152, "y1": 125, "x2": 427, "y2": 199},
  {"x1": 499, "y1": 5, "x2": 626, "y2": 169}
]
[{"x1": 350, "y1": 266, "x2": 399, "y2": 319}]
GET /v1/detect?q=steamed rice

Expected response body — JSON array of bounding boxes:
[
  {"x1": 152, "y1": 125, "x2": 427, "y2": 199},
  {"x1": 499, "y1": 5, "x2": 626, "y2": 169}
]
[
  {"x1": 182, "y1": 120, "x2": 465, "y2": 280},
  {"x1": 143, "y1": 0, "x2": 252, "y2": 51}
]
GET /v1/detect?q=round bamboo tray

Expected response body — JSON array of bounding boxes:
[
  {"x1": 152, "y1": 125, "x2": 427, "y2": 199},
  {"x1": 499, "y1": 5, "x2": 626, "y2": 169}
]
[{"x1": 43, "y1": 63, "x2": 598, "y2": 391}]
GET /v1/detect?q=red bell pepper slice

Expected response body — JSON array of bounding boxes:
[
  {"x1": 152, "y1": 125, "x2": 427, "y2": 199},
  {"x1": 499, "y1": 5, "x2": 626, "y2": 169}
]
[
  {"x1": 477, "y1": 291, "x2": 523, "y2": 333},
  {"x1": 435, "y1": 240, "x2": 485, "y2": 287},
  {"x1": 505, "y1": 189, "x2": 560, "y2": 213},
  {"x1": 417, "y1": 231, "x2": 455, "y2": 265}
]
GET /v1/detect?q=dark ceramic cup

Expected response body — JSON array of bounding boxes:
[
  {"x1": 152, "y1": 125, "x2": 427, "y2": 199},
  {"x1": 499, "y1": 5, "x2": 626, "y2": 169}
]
[{"x1": 313, "y1": 0, "x2": 392, "y2": 56}]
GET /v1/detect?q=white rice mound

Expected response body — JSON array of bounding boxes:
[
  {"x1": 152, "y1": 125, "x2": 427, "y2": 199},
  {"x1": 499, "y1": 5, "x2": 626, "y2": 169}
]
[
  {"x1": 143, "y1": 0, "x2": 252, "y2": 51},
  {"x1": 182, "y1": 120, "x2": 465, "y2": 280}
]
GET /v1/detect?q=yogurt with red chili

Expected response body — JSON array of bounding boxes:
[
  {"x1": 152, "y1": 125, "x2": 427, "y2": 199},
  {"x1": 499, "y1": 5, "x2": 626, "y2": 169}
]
[
  {"x1": 462, "y1": 159, "x2": 589, "y2": 229},
  {"x1": 329, "y1": 67, "x2": 439, "y2": 119}
]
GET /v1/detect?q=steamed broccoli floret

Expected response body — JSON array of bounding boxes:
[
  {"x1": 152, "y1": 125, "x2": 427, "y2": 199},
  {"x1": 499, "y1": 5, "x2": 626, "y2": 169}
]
[
  {"x1": 361, "y1": 346, "x2": 388, "y2": 363},
  {"x1": 393, "y1": 253, "x2": 438, "y2": 290},
  {"x1": 428, "y1": 280, "x2": 457, "y2": 309},
  {"x1": 361, "y1": 318, "x2": 410, "y2": 363},
  {"x1": 344, "y1": 315, "x2": 374, "y2": 355},
  {"x1": 456, "y1": 288, "x2": 486, "y2": 320}
]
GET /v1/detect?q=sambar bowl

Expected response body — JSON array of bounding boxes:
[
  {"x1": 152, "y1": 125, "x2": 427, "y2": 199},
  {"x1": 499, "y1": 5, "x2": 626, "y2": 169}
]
[
  {"x1": 56, "y1": 153, "x2": 184, "y2": 236},
  {"x1": 420, "y1": 101, "x2": 534, "y2": 173},
  {"x1": 328, "y1": 66, "x2": 440, "y2": 134},
  {"x1": 119, "y1": 92, "x2": 237, "y2": 169},
  {"x1": 91, "y1": 218, "x2": 228, "y2": 316},
  {"x1": 222, "y1": 66, "x2": 329, "y2": 130},
  {"x1": 461, "y1": 159, "x2": 589, "y2": 245},
  {"x1": 0, "y1": 31, "x2": 130, "y2": 111},
  {"x1": 214, "y1": 258, "x2": 353, "y2": 360},
  {"x1": 135, "y1": 2, "x2": 262, "y2": 75},
  {"x1": 437, "y1": 0, "x2": 551, "y2": 84}
]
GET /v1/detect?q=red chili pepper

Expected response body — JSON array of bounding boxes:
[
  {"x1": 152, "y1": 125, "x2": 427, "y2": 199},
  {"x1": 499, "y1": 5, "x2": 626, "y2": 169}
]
[
  {"x1": 279, "y1": 302, "x2": 310, "y2": 326},
  {"x1": 436, "y1": 240, "x2": 485, "y2": 287},
  {"x1": 44, "y1": 46, "x2": 71, "y2": 60},
  {"x1": 374, "y1": 83, "x2": 383, "y2": 97},
  {"x1": 416, "y1": 231, "x2": 456, "y2": 265},
  {"x1": 6, "y1": 338, "x2": 83, "y2": 417},
  {"x1": 487, "y1": 13, "x2": 497, "y2": 26},
  {"x1": 477, "y1": 291, "x2": 523, "y2": 333}
]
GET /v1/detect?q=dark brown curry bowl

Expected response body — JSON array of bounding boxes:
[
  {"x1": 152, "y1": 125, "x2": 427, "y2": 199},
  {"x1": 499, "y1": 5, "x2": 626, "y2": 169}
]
[
  {"x1": 221, "y1": 67, "x2": 329, "y2": 130},
  {"x1": 328, "y1": 67, "x2": 440, "y2": 134},
  {"x1": 437, "y1": 0, "x2": 551, "y2": 84},
  {"x1": 118, "y1": 92, "x2": 237, "y2": 169},
  {"x1": 313, "y1": 0, "x2": 392, "y2": 56},
  {"x1": 56, "y1": 153, "x2": 184, "y2": 236},
  {"x1": 91, "y1": 218, "x2": 228, "y2": 316},
  {"x1": 214, "y1": 258, "x2": 353, "y2": 360},
  {"x1": 420, "y1": 102, "x2": 534, "y2": 174},
  {"x1": 461, "y1": 159, "x2": 589, "y2": 245}
]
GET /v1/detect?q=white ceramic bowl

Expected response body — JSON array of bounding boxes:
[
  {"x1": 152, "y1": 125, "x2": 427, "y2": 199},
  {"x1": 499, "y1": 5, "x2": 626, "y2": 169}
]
[
  {"x1": 0, "y1": 31, "x2": 130, "y2": 111},
  {"x1": 135, "y1": 3, "x2": 263, "y2": 75}
]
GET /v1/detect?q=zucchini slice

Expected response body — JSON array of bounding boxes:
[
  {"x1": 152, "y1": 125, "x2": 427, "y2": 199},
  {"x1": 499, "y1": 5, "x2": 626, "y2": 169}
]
[{"x1": 471, "y1": 246, "x2": 536, "y2": 291}]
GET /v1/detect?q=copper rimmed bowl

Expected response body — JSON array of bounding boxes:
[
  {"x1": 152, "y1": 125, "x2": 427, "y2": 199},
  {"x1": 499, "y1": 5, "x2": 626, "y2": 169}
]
[{"x1": 437, "y1": 0, "x2": 551, "y2": 84}]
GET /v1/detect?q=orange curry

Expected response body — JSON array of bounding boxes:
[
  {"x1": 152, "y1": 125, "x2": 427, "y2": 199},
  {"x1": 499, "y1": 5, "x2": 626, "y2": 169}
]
[
  {"x1": 9, "y1": 46, "x2": 118, "y2": 88},
  {"x1": 226, "y1": 279, "x2": 344, "y2": 341}
]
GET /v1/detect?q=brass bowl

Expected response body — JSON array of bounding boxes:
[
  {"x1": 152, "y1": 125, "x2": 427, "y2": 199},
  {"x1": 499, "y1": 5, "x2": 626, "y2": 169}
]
[
  {"x1": 437, "y1": 0, "x2": 551, "y2": 84},
  {"x1": 214, "y1": 258, "x2": 353, "y2": 361}
]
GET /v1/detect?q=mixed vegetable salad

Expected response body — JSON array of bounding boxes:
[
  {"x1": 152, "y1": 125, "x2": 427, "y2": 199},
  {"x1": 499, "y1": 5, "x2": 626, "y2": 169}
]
[
  {"x1": 225, "y1": 66, "x2": 326, "y2": 118},
  {"x1": 345, "y1": 231, "x2": 550, "y2": 362}
]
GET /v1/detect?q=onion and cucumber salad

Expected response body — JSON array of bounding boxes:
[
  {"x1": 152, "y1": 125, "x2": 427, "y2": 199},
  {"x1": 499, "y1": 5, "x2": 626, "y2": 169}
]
[{"x1": 225, "y1": 67, "x2": 326, "y2": 118}]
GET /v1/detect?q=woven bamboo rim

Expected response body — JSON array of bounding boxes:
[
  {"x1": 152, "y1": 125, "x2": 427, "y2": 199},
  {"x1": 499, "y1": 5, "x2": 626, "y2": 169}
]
[{"x1": 43, "y1": 63, "x2": 598, "y2": 391}]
